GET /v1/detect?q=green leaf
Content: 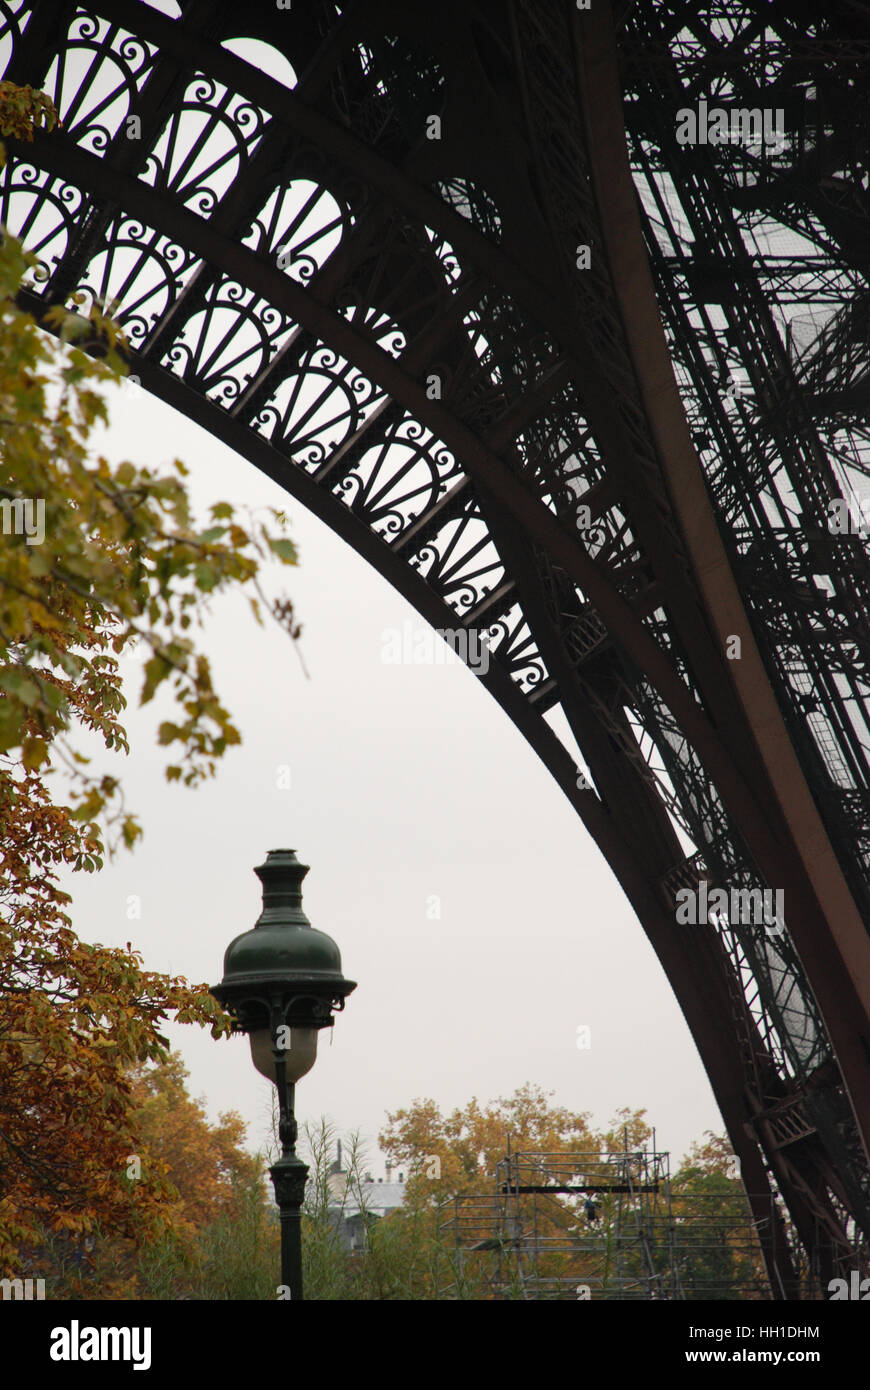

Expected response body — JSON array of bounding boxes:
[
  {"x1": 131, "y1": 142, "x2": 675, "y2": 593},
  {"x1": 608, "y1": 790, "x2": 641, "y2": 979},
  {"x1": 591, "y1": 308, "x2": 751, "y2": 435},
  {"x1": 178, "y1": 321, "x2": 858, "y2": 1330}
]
[
  {"x1": 140, "y1": 654, "x2": 169, "y2": 705},
  {"x1": 194, "y1": 561, "x2": 218, "y2": 592},
  {"x1": 21, "y1": 736, "x2": 48, "y2": 769},
  {"x1": 267, "y1": 537, "x2": 298, "y2": 563}
]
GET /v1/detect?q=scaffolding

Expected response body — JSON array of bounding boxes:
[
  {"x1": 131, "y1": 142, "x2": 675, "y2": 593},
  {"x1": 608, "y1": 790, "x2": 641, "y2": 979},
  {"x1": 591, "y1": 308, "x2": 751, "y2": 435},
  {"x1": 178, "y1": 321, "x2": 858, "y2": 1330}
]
[{"x1": 439, "y1": 1135, "x2": 784, "y2": 1300}]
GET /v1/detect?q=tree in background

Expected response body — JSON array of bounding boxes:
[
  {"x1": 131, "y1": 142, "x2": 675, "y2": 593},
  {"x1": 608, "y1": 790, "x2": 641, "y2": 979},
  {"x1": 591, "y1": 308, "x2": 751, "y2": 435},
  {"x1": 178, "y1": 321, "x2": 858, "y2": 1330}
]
[
  {"x1": 129, "y1": 1051, "x2": 264, "y2": 1235},
  {"x1": 377, "y1": 1085, "x2": 610, "y2": 1298},
  {"x1": 377, "y1": 1094, "x2": 764, "y2": 1300},
  {"x1": 38, "y1": 1051, "x2": 277, "y2": 1300},
  {"x1": 0, "y1": 83, "x2": 302, "y2": 1278},
  {"x1": 123, "y1": 1052, "x2": 278, "y2": 1301},
  {"x1": 24, "y1": 1065, "x2": 768, "y2": 1301},
  {"x1": 379, "y1": 1082, "x2": 598, "y2": 1206},
  {"x1": 671, "y1": 1133, "x2": 768, "y2": 1299}
]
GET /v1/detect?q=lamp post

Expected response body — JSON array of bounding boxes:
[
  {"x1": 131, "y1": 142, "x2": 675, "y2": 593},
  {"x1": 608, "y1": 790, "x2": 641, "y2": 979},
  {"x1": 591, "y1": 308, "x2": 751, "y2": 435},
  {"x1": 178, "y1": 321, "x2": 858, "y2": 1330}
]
[{"x1": 212, "y1": 848, "x2": 356, "y2": 1300}]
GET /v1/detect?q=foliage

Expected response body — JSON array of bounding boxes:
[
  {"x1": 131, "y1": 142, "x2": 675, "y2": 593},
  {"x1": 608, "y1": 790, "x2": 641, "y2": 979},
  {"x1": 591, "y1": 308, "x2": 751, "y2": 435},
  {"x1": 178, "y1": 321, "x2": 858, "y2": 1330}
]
[
  {"x1": 127, "y1": 1051, "x2": 264, "y2": 1235},
  {"x1": 0, "y1": 80, "x2": 58, "y2": 150},
  {"x1": 378, "y1": 1086, "x2": 613, "y2": 1298},
  {"x1": 670, "y1": 1133, "x2": 768, "y2": 1299},
  {"x1": 40, "y1": 1051, "x2": 277, "y2": 1300},
  {"x1": 299, "y1": 1117, "x2": 449, "y2": 1301},
  {"x1": 378, "y1": 1093, "x2": 763, "y2": 1300},
  {"x1": 379, "y1": 1081, "x2": 598, "y2": 1207},
  {"x1": 0, "y1": 84, "x2": 302, "y2": 1276},
  {"x1": 21, "y1": 1067, "x2": 768, "y2": 1301}
]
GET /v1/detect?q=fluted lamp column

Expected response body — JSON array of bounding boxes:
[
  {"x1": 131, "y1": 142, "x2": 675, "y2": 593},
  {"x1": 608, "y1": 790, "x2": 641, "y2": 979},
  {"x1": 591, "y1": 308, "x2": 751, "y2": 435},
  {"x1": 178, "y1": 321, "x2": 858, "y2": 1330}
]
[{"x1": 211, "y1": 849, "x2": 356, "y2": 1301}]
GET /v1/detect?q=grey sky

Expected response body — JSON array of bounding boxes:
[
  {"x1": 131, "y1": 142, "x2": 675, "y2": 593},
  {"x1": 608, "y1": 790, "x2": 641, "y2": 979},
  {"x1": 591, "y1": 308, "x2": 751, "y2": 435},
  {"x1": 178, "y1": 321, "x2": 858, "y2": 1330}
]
[{"x1": 54, "y1": 375, "x2": 724, "y2": 1174}]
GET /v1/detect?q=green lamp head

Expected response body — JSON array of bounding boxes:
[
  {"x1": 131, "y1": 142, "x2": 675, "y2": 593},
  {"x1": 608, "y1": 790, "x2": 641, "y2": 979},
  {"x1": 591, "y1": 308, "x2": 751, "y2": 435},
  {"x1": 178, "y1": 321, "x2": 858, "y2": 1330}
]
[{"x1": 211, "y1": 849, "x2": 356, "y2": 1080}]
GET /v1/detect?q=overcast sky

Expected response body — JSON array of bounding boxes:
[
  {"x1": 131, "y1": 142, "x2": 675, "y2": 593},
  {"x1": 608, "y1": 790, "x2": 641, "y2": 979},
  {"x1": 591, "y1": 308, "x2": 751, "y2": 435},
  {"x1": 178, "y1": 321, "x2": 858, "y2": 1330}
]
[{"x1": 48, "y1": 374, "x2": 725, "y2": 1178}]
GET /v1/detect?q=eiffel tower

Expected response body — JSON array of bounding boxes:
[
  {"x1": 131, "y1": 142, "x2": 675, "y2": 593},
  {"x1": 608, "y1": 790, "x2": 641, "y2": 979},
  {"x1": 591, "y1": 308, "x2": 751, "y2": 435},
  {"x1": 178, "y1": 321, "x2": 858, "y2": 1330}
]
[{"x1": 5, "y1": 0, "x2": 870, "y2": 1297}]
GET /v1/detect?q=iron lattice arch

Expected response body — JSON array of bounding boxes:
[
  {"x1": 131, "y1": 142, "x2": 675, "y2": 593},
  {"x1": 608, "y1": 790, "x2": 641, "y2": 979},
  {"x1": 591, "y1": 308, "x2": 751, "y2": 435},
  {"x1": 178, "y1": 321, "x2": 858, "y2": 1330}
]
[{"x1": 5, "y1": 0, "x2": 870, "y2": 1297}]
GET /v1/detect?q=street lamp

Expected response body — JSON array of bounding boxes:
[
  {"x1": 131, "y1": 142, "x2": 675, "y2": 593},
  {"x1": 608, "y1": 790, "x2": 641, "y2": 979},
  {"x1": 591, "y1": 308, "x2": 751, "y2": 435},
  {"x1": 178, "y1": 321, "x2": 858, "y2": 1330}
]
[{"x1": 212, "y1": 848, "x2": 356, "y2": 1300}]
